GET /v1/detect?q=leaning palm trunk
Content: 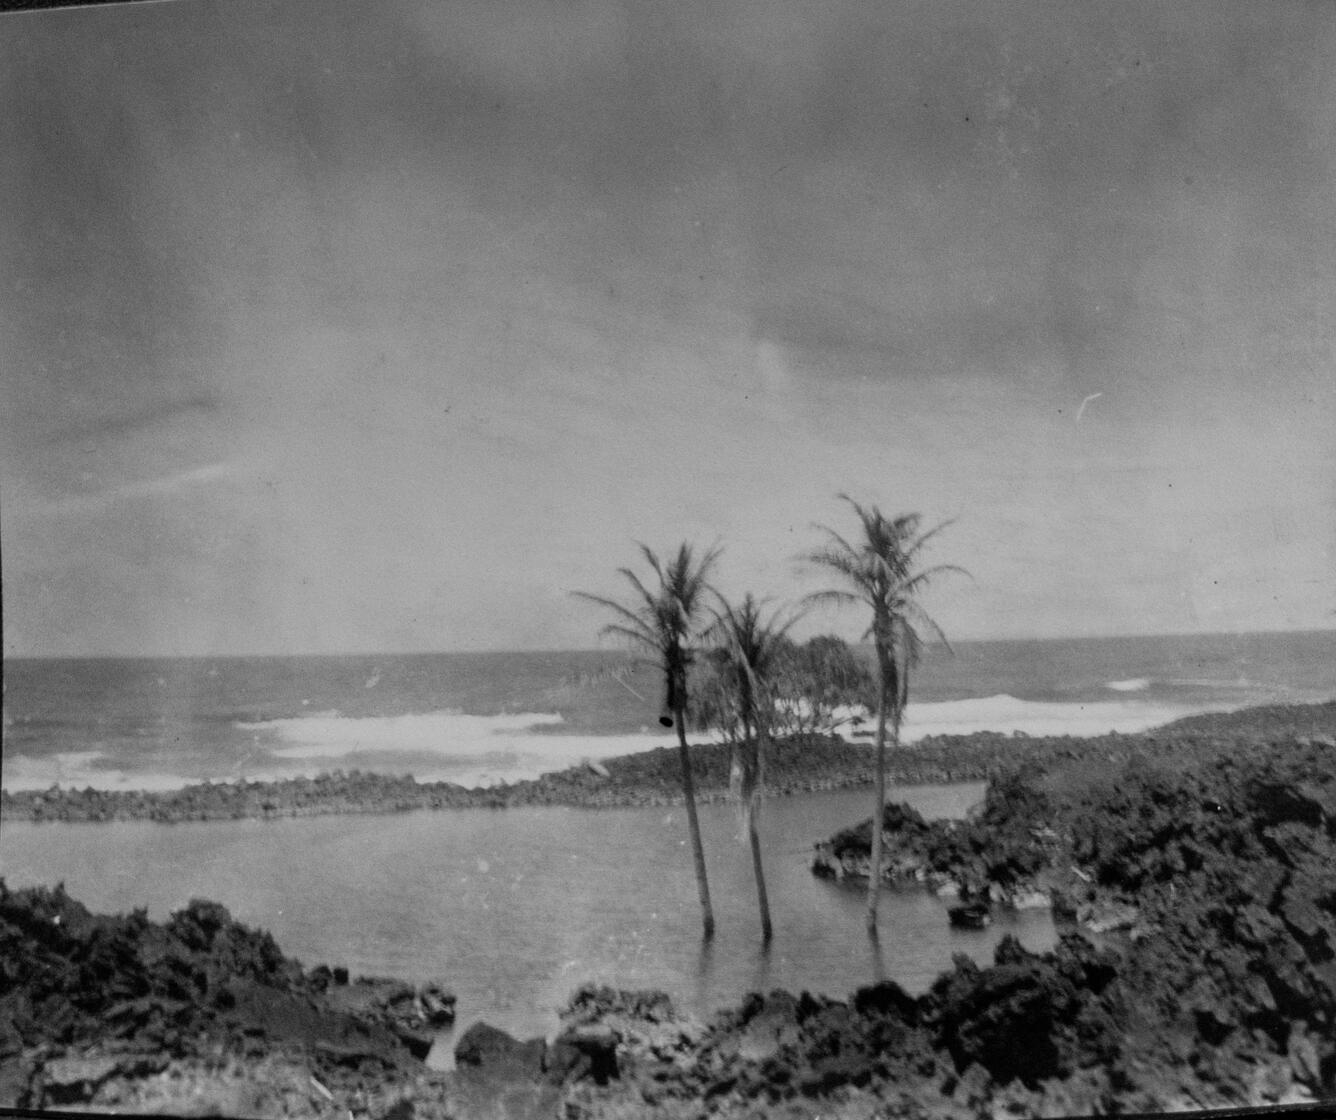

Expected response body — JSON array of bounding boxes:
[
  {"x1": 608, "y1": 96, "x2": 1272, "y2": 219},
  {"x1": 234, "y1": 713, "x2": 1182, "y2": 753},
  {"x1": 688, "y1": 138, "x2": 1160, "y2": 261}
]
[
  {"x1": 574, "y1": 542, "x2": 722, "y2": 940},
  {"x1": 730, "y1": 700, "x2": 772, "y2": 940},
  {"x1": 749, "y1": 710, "x2": 773, "y2": 942},
  {"x1": 729, "y1": 721, "x2": 772, "y2": 941},
  {"x1": 674, "y1": 700, "x2": 715, "y2": 940},
  {"x1": 710, "y1": 593, "x2": 792, "y2": 945}
]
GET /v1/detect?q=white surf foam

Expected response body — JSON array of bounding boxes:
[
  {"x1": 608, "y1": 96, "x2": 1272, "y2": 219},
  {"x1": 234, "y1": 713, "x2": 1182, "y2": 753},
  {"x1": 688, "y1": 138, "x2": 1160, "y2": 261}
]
[
  {"x1": 242, "y1": 710, "x2": 568, "y2": 758},
  {"x1": 897, "y1": 693, "x2": 1221, "y2": 741},
  {"x1": 240, "y1": 709, "x2": 684, "y2": 787},
  {"x1": 0, "y1": 712, "x2": 688, "y2": 792},
  {"x1": 1105, "y1": 677, "x2": 1151, "y2": 692},
  {"x1": 2, "y1": 752, "x2": 201, "y2": 793}
]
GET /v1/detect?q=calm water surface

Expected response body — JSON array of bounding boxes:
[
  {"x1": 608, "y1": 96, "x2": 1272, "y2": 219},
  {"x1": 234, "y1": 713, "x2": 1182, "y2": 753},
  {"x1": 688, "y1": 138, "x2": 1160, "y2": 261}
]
[{"x1": 0, "y1": 783, "x2": 1055, "y2": 1050}]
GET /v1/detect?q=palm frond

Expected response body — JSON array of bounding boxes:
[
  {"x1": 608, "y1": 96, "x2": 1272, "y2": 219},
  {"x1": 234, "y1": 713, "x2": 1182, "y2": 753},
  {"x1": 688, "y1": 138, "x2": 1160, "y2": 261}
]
[
  {"x1": 636, "y1": 543, "x2": 666, "y2": 588},
  {"x1": 799, "y1": 587, "x2": 863, "y2": 611},
  {"x1": 598, "y1": 622, "x2": 662, "y2": 653},
  {"x1": 896, "y1": 562, "x2": 971, "y2": 598},
  {"x1": 804, "y1": 544, "x2": 873, "y2": 586},
  {"x1": 615, "y1": 566, "x2": 662, "y2": 613},
  {"x1": 676, "y1": 543, "x2": 723, "y2": 615},
  {"x1": 898, "y1": 600, "x2": 953, "y2": 653},
  {"x1": 571, "y1": 591, "x2": 658, "y2": 641},
  {"x1": 805, "y1": 524, "x2": 861, "y2": 567},
  {"x1": 835, "y1": 493, "x2": 876, "y2": 535},
  {"x1": 901, "y1": 517, "x2": 955, "y2": 565}
]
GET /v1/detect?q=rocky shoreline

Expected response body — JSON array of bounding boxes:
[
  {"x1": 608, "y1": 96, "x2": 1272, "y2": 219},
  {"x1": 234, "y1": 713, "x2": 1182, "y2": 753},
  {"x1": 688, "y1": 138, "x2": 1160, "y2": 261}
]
[
  {"x1": 4, "y1": 699, "x2": 1334, "y2": 1117},
  {"x1": 8, "y1": 734, "x2": 1335, "y2": 1120},
  {"x1": 6, "y1": 701, "x2": 1334, "y2": 824},
  {"x1": 588, "y1": 711, "x2": 1333, "y2": 1117},
  {"x1": 811, "y1": 702, "x2": 1336, "y2": 931}
]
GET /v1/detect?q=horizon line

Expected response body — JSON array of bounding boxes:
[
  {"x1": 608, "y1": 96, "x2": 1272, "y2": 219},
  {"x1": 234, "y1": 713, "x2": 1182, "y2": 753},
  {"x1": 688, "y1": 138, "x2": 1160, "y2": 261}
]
[{"x1": 5, "y1": 623, "x2": 1335, "y2": 662}]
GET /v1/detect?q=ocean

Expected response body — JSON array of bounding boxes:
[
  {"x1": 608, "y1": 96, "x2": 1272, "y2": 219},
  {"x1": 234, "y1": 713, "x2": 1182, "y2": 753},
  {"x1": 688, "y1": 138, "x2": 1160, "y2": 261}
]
[
  {"x1": 3, "y1": 630, "x2": 1334, "y2": 793},
  {"x1": 2, "y1": 632, "x2": 1333, "y2": 1046}
]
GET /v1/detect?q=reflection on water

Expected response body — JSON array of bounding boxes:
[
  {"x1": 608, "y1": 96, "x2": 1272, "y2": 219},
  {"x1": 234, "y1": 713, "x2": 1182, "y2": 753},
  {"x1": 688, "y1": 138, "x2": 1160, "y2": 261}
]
[{"x1": 0, "y1": 783, "x2": 1055, "y2": 1044}]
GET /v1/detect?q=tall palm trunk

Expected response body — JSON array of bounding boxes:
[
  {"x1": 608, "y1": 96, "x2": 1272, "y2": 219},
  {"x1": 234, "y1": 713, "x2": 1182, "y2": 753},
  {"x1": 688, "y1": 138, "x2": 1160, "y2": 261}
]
[
  {"x1": 804, "y1": 497, "x2": 962, "y2": 941},
  {"x1": 866, "y1": 683, "x2": 887, "y2": 936},
  {"x1": 749, "y1": 707, "x2": 774, "y2": 942},
  {"x1": 892, "y1": 661, "x2": 908, "y2": 753},
  {"x1": 674, "y1": 703, "x2": 715, "y2": 939},
  {"x1": 576, "y1": 541, "x2": 723, "y2": 943},
  {"x1": 867, "y1": 640, "x2": 895, "y2": 936}
]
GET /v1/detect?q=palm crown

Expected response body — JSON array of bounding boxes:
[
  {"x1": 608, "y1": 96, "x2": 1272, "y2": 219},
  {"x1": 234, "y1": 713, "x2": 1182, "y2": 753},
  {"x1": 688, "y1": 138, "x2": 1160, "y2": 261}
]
[
  {"x1": 804, "y1": 495, "x2": 961, "y2": 698},
  {"x1": 575, "y1": 542, "x2": 721, "y2": 714},
  {"x1": 802, "y1": 494, "x2": 965, "y2": 936},
  {"x1": 703, "y1": 592, "x2": 801, "y2": 739}
]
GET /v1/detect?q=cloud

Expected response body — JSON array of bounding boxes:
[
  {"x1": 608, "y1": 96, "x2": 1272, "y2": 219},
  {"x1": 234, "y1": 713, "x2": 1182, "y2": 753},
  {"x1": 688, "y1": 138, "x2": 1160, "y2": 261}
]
[
  {"x1": 50, "y1": 395, "x2": 221, "y2": 446},
  {"x1": 28, "y1": 461, "x2": 245, "y2": 518}
]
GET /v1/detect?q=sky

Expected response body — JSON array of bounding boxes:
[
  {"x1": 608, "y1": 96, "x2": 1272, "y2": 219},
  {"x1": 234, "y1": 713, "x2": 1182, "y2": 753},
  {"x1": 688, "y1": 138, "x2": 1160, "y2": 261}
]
[{"x1": 2, "y1": 0, "x2": 1334, "y2": 657}]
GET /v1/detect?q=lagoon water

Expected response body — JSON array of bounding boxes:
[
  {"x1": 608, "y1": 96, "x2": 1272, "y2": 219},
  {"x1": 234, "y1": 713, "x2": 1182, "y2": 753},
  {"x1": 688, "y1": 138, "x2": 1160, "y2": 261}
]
[{"x1": 0, "y1": 782, "x2": 1058, "y2": 1050}]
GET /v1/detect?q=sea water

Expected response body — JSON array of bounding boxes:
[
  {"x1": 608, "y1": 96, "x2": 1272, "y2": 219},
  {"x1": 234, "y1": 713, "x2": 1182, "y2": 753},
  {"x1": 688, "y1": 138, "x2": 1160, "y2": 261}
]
[{"x1": 4, "y1": 630, "x2": 1333, "y2": 791}]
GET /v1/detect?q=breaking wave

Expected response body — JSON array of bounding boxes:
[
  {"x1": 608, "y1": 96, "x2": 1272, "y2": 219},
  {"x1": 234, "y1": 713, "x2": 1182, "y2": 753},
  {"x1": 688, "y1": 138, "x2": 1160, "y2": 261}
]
[
  {"x1": 237, "y1": 709, "x2": 680, "y2": 788},
  {"x1": 2, "y1": 752, "x2": 203, "y2": 793},
  {"x1": 896, "y1": 693, "x2": 1226, "y2": 742},
  {"x1": 1105, "y1": 677, "x2": 1151, "y2": 692}
]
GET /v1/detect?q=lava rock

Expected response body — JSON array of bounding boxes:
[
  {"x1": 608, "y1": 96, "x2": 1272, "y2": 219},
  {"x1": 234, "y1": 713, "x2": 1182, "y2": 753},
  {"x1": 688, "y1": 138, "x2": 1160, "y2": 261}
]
[{"x1": 453, "y1": 1022, "x2": 545, "y2": 1079}]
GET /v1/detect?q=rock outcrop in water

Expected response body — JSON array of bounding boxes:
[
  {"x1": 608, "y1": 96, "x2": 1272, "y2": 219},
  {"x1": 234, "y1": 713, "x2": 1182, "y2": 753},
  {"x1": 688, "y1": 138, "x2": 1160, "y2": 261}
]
[
  {"x1": 814, "y1": 723, "x2": 1336, "y2": 940},
  {"x1": 812, "y1": 766, "x2": 1070, "y2": 907}
]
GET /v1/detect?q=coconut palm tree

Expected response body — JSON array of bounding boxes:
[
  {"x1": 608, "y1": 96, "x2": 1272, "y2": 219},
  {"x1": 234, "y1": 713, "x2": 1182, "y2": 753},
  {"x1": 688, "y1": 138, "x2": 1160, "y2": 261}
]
[
  {"x1": 574, "y1": 543, "x2": 722, "y2": 939},
  {"x1": 705, "y1": 593, "x2": 801, "y2": 942},
  {"x1": 803, "y1": 496, "x2": 963, "y2": 936}
]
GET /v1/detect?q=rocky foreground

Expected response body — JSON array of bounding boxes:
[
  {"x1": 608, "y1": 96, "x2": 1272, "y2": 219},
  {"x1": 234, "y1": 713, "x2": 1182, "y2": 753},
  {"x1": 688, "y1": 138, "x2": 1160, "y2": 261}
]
[
  {"x1": 6, "y1": 701, "x2": 1336, "y2": 824},
  {"x1": 3, "y1": 701, "x2": 1335, "y2": 1117},
  {"x1": 553, "y1": 708, "x2": 1336, "y2": 1117},
  {"x1": 0, "y1": 882, "x2": 466, "y2": 1117}
]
